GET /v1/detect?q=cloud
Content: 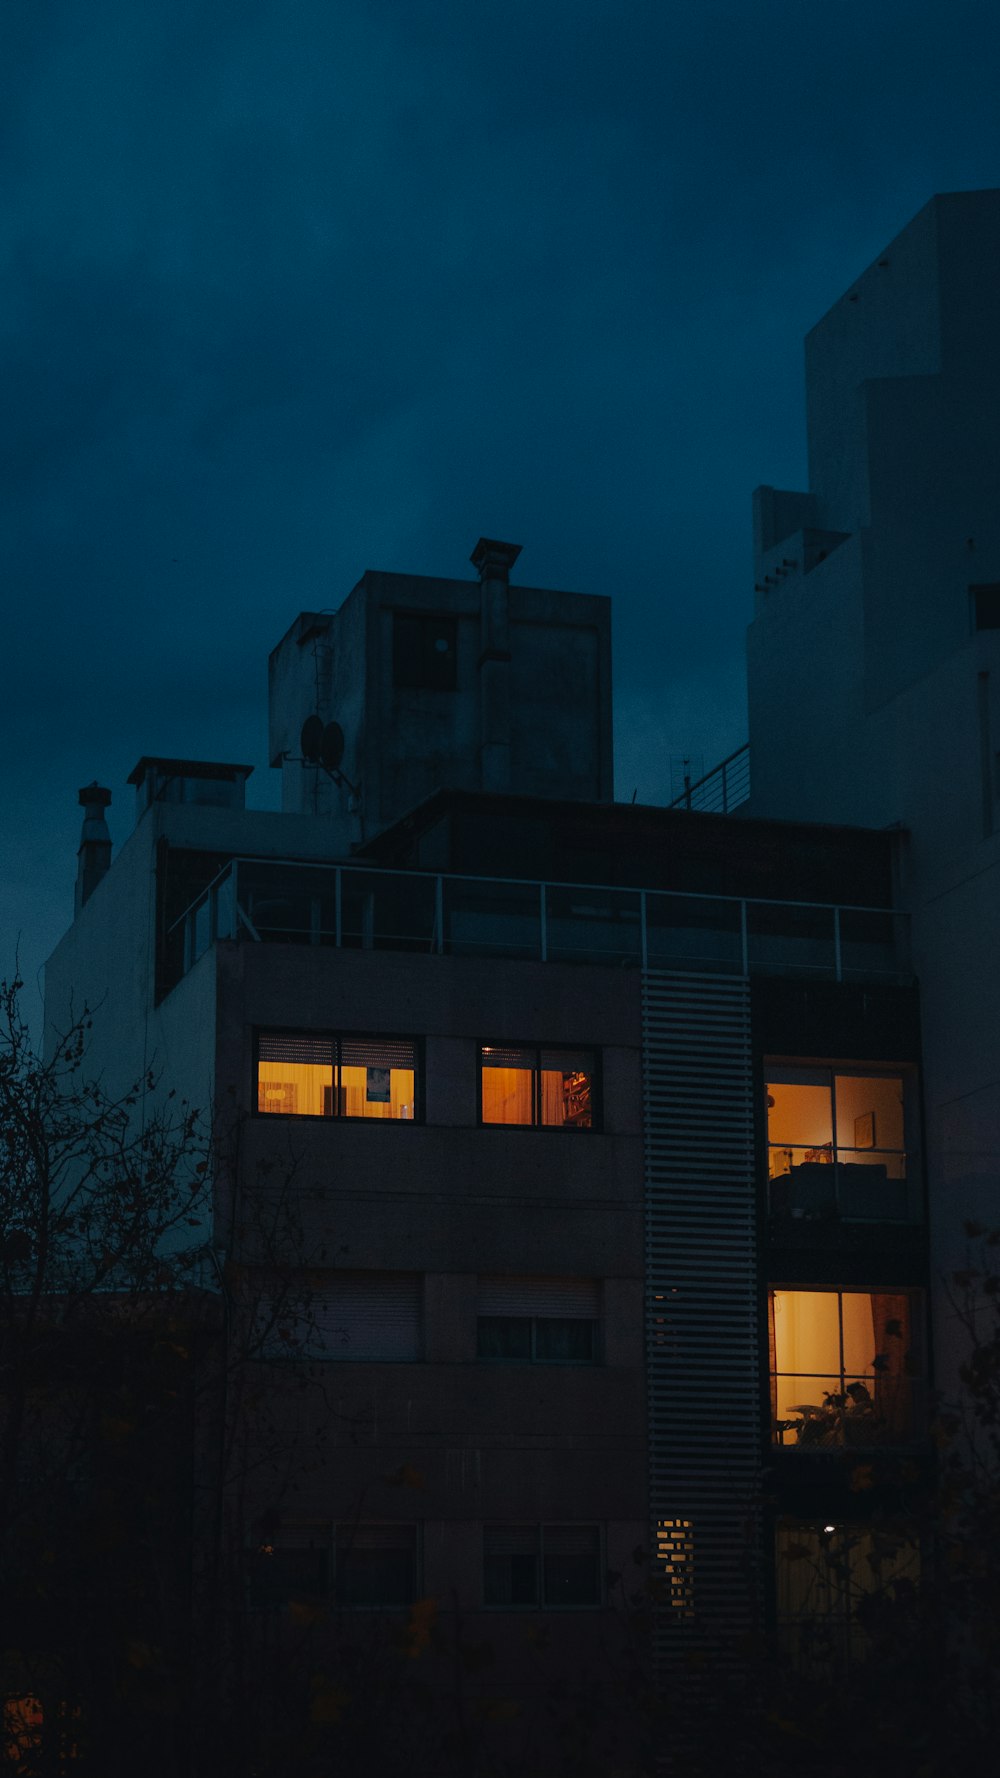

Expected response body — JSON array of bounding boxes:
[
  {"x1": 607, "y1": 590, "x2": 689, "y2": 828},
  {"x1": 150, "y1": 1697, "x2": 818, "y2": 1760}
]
[{"x1": 2, "y1": 0, "x2": 998, "y2": 984}]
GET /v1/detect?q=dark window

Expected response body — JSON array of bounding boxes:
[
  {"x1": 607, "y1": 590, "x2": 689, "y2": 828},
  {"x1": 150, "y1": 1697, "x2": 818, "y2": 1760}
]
[
  {"x1": 483, "y1": 1524, "x2": 602, "y2": 1609},
  {"x1": 256, "y1": 1032, "x2": 419, "y2": 1121},
  {"x1": 255, "y1": 1270, "x2": 422, "y2": 1361},
  {"x1": 477, "y1": 1276, "x2": 600, "y2": 1364},
  {"x1": 393, "y1": 613, "x2": 458, "y2": 690},
  {"x1": 972, "y1": 584, "x2": 1000, "y2": 631},
  {"x1": 775, "y1": 1521, "x2": 919, "y2": 1673},
  {"x1": 480, "y1": 1045, "x2": 597, "y2": 1129},
  {"x1": 248, "y1": 1539, "x2": 330, "y2": 1608},
  {"x1": 249, "y1": 1524, "x2": 418, "y2": 1608},
  {"x1": 336, "y1": 1524, "x2": 418, "y2": 1606}
]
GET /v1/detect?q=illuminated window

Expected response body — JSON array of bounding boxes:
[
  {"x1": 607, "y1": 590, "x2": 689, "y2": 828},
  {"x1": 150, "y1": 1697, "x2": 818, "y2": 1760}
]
[
  {"x1": 483, "y1": 1525, "x2": 602, "y2": 1608},
  {"x1": 656, "y1": 1519, "x2": 694, "y2": 1617},
  {"x1": 256, "y1": 1032, "x2": 418, "y2": 1121},
  {"x1": 3, "y1": 1696, "x2": 80, "y2": 1769},
  {"x1": 255, "y1": 1269, "x2": 422, "y2": 1361},
  {"x1": 775, "y1": 1521, "x2": 920, "y2": 1672},
  {"x1": 480, "y1": 1046, "x2": 596, "y2": 1129},
  {"x1": 766, "y1": 1066, "x2": 912, "y2": 1220},
  {"x1": 250, "y1": 1523, "x2": 419, "y2": 1608},
  {"x1": 3, "y1": 1696, "x2": 42, "y2": 1766},
  {"x1": 770, "y1": 1288, "x2": 921, "y2": 1447},
  {"x1": 477, "y1": 1276, "x2": 600, "y2": 1364},
  {"x1": 393, "y1": 612, "x2": 458, "y2": 690}
]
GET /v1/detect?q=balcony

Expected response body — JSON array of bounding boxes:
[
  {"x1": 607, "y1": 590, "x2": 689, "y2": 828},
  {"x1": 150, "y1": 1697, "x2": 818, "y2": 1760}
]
[
  {"x1": 767, "y1": 1147, "x2": 919, "y2": 1226},
  {"x1": 163, "y1": 856, "x2": 909, "y2": 996}
]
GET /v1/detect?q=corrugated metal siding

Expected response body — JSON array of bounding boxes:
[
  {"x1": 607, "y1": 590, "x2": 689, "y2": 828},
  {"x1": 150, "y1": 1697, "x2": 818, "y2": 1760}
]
[{"x1": 642, "y1": 970, "x2": 761, "y2": 1675}]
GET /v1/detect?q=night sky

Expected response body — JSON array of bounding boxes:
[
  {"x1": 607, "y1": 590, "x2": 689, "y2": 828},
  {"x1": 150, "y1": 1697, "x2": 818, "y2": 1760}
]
[{"x1": 4, "y1": 0, "x2": 1000, "y2": 1019}]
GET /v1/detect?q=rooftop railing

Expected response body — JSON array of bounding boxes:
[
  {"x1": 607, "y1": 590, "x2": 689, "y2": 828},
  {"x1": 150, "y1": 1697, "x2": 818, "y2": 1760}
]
[
  {"x1": 163, "y1": 856, "x2": 909, "y2": 995},
  {"x1": 669, "y1": 745, "x2": 750, "y2": 814}
]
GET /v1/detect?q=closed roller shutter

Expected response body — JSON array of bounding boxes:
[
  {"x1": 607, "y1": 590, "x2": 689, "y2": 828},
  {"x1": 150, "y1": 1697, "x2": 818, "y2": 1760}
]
[
  {"x1": 340, "y1": 1037, "x2": 416, "y2": 1070},
  {"x1": 311, "y1": 1271, "x2": 422, "y2": 1360},
  {"x1": 258, "y1": 1032, "x2": 335, "y2": 1066},
  {"x1": 477, "y1": 1276, "x2": 600, "y2": 1317}
]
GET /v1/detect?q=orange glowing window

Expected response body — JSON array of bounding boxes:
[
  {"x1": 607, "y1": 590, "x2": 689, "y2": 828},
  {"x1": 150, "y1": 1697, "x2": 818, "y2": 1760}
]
[
  {"x1": 765, "y1": 1069, "x2": 907, "y2": 1180},
  {"x1": 257, "y1": 1033, "x2": 418, "y2": 1121},
  {"x1": 769, "y1": 1288, "x2": 921, "y2": 1448},
  {"x1": 480, "y1": 1046, "x2": 595, "y2": 1129},
  {"x1": 3, "y1": 1697, "x2": 42, "y2": 1764},
  {"x1": 3, "y1": 1697, "x2": 80, "y2": 1767}
]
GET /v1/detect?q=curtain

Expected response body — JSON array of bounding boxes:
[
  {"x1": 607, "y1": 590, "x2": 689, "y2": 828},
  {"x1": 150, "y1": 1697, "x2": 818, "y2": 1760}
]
[
  {"x1": 767, "y1": 1291, "x2": 778, "y2": 1435},
  {"x1": 871, "y1": 1293, "x2": 912, "y2": 1438}
]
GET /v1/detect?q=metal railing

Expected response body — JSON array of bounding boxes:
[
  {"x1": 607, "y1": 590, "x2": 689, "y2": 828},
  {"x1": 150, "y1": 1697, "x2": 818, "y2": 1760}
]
[
  {"x1": 670, "y1": 745, "x2": 750, "y2": 814},
  {"x1": 767, "y1": 1148, "x2": 919, "y2": 1225},
  {"x1": 163, "y1": 855, "x2": 908, "y2": 995}
]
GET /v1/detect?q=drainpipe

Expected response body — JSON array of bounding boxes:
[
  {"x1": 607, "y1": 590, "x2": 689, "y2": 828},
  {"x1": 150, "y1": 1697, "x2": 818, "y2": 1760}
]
[
  {"x1": 471, "y1": 536, "x2": 521, "y2": 793},
  {"x1": 75, "y1": 783, "x2": 112, "y2": 913}
]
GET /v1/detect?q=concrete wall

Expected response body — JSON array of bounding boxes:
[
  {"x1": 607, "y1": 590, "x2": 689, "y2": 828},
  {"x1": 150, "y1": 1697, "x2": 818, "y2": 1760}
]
[
  {"x1": 43, "y1": 806, "x2": 220, "y2": 1251},
  {"x1": 267, "y1": 559, "x2": 614, "y2": 853},
  {"x1": 213, "y1": 941, "x2": 646, "y2": 1587},
  {"x1": 746, "y1": 189, "x2": 1000, "y2": 1392}
]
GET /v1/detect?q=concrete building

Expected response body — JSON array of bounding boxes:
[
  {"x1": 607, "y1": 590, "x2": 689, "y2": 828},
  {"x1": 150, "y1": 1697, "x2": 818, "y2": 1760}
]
[
  {"x1": 40, "y1": 529, "x2": 931, "y2": 1767},
  {"x1": 744, "y1": 189, "x2": 1000, "y2": 1393},
  {"x1": 268, "y1": 537, "x2": 613, "y2": 850}
]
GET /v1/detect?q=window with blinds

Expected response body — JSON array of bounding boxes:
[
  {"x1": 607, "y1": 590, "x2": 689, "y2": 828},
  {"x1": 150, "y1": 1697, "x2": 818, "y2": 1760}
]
[
  {"x1": 257, "y1": 1270, "x2": 422, "y2": 1361},
  {"x1": 477, "y1": 1276, "x2": 600, "y2": 1364},
  {"x1": 249, "y1": 1523, "x2": 419, "y2": 1609},
  {"x1": 480, "y1": 1045, "x2": 597, "y2": 1129},
  {"x1": 483, "y1": 1524, "x2": 603, "y2": 1608},
  {"x1": 256, "y1": 1031, "x2": 419, "y2": 1121}
]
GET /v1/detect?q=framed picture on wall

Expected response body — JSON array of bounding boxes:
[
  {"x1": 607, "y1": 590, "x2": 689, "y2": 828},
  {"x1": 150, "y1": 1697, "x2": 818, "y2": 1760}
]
[{"x1": 854, "y1": 1111, "x2": 875, "y2": 1150}]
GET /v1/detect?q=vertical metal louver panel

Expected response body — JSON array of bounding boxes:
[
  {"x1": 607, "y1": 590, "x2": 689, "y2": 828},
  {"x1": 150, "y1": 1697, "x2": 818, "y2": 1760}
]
[
  {"x1": 642, "y1": 970, "x2": 760, "y2": 1680},
  {"x1": 309, "y1": 1271, "x2": 422, "y2": 1360},
  {"x1": 477, "y1": 1277, "x2": 600, "y2": 1318}
]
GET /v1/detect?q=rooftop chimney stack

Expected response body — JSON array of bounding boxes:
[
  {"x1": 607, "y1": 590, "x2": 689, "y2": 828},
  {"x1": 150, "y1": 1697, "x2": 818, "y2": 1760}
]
[
  {"x1": 75, "y1": 783, "x2": 112, "y2": 913},
  {"x1": 471, "y1": 536, "x2": 521, "y2": 793}
]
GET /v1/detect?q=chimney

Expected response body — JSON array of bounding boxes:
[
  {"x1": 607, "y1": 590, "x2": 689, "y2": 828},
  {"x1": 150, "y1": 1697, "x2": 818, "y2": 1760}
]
[
  {"x1": 75, "y1": 783, "x2": 112, "y2": 913},
  {"x1": 471, "y1": 537, "x2": 521, "y2": 793}
]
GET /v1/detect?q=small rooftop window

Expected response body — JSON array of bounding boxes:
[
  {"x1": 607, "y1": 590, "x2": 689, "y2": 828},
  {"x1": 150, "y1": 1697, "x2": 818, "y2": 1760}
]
[
  {"x1": 393, "y1": 613, "x2": 458, "y2": 691},
  {"x1": 971, "y1": 585, "x2": 1000, "y2": 631}
]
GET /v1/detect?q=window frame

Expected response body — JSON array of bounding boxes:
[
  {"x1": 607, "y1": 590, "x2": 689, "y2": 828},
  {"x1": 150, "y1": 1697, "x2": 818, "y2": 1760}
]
[
  {"x1": 482, "y1": 1523, "x2": 605, "y2": 1611},
  {"x1": 769, "y1": 1284, "x2": 924, "y2": 1450},
  {"x1": 247, "y1": 1521, "x2": 421, "y2": 1611},
  {"x1": 254, "y1": 1028, "x2": 423, "y2": 1124},
  {"x1": 478, "y1": 1042, "x2": 600, "y2": 1132},
  {"x1": 476, "y1": 1314, "x2": 600, "y2": 1366},
  {"x1": 475, "y1": 1275, "x2": 602, "y2": 1367},
  {"x1": 764, "y1": 1061, "x2": 917, "y2": 1222}
]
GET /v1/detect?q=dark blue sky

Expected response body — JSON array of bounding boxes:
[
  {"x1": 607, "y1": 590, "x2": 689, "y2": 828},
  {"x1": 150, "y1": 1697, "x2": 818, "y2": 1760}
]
[{"x1": 4, "y1": 0, "x2": 1000, "y2": 1015}]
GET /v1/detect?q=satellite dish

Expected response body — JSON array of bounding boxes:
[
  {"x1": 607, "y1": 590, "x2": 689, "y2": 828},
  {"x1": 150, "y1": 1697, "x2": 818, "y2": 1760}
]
[
  {"x1": 321, "y1": 721, "x2": 345, "y2": 772},
  {"x1": 300, "y1": 715, "x2": 324, "y2": 762}
]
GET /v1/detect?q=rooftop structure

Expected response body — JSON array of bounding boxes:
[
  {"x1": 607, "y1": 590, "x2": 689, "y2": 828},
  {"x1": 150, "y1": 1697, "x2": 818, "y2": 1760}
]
[{"x1": 37, "y1": 190, "x2": 1000, "y2": 1757}]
